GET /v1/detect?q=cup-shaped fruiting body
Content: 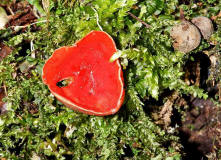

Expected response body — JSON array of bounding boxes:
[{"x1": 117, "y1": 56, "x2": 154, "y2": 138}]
[
  {"x1": 42, "y1": 31, "x2": 125, "y2": 116},
  {"x1": 191, "y1": 16, "x2": 214, "y2": 40},
  {"x1": 170, "y1": 21, "x2": 201, "y2": 53}
]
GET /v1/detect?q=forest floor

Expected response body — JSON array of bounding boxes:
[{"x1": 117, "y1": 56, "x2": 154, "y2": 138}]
[{"x1": 0, "y1": 1, "x2": 221, "y2": 159}]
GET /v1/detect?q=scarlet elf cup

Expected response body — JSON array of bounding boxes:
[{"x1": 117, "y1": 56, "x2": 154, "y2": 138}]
[{"x1": 42, "y1": 31, "x2": 125, "y2": 116}]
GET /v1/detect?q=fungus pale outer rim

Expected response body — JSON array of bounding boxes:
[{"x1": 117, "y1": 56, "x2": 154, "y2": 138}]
[{"x1": 42, "y1": 31, "x2": 124, "y2": 116}]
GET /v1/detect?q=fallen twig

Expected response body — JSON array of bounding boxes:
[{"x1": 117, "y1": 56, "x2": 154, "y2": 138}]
[
  {"x1": 127, "y1": 11, "x2": 151, "y2": 29},
  {"x1": 3, "y1": 83, "x2": 7, "y2": 97},
  {"x1": 10, "y1": 19, "x2": 48, "y2": 30},
  {"x1": 7, "y1": 6, "x2": 14, "y2": 15}
]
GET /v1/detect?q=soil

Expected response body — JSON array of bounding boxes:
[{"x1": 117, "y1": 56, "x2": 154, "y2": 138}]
[{"x1": 180, "y1": 98, "x2": 221, "y2": 159}]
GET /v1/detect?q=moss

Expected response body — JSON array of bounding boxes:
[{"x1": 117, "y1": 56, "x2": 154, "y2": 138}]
[{"x1": 0, "y1": 0, "x2": 221, "y2": 159}]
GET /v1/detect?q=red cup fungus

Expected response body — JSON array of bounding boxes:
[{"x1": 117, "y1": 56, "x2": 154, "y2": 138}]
[{"x1": 42, "y1": 31, "x2": 125, "y2": 116}]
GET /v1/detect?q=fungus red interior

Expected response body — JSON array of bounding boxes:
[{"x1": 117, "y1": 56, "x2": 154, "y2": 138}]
[{"x1": 42, "y1": 31, "x2": 124, "y2": 116}]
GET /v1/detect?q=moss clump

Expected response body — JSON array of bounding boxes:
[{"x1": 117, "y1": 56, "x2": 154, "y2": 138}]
[{"x1": 0, "y1": 0, "x2": 221, "y2": 159}]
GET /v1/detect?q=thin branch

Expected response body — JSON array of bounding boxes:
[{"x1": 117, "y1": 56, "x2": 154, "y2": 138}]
[
  {"x1": 127, "y1": 11, "x2": 151, "y2": 29},
  {"x1": 7, "y1": 6, "x2": 14, "y2": 15},
  {"x1": 10, "y1": 20, "x2": 48, "y2": 30},
  {"x1": 30, "y1": 40, "x2": 36, "y2": 58},
  {"x1": 3, "y1": 83, "x2": 7, "y2": 97}
]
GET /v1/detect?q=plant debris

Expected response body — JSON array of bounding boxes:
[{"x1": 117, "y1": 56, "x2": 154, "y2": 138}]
[
  {"x1": 0, "y1": 87, "x2": 5, "y2": 108},
  {"x1": 158, "y1": 91, "x2": 179, "y2": 128},
  {"x1": 0, "y1": 43, "x2": 12, "y2": 61}
]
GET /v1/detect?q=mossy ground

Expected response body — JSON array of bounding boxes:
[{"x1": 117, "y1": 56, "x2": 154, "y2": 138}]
[{"x1": 0, "y1": 0, "x2": 221, "y2": 159}]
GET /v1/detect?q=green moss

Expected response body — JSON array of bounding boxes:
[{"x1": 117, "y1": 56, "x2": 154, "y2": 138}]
[{"x1": 0, "y1": 0, "x2": 221, "y2": 159}]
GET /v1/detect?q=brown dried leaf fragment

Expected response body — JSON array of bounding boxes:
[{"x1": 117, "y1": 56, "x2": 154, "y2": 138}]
[
  {"x1": 0, "y1": 43, "x2": 12, "y2": 61},
  {"x1": 211, "y1": 11, "x2": 221, "y2": 21}
]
